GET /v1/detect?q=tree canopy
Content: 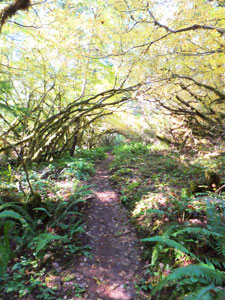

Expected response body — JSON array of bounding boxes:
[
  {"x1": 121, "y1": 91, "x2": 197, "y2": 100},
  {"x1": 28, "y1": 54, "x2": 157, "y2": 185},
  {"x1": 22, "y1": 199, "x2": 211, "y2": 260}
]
[{"x1": 0, "y1": 0, "x2": 224, "y2": 162}]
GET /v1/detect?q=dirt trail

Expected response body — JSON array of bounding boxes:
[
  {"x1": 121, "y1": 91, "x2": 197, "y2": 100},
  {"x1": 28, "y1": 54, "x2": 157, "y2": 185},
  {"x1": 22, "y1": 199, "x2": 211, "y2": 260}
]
[{"x1": 70, "y1": 154, "x2": 148, "y2": 300}]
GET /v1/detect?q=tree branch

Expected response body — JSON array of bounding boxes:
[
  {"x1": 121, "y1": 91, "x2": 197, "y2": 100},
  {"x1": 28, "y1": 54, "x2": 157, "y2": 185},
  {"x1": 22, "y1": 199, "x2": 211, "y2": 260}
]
[
  {"x1": 148, "y1": 9, "x2": 225, "y2": 35},
  {"x1": 0, "y1": 0, "x2": 31, "y2": 31},
  {"x1": 172, "y1": 74, "x2": 225, "y2": 100}
]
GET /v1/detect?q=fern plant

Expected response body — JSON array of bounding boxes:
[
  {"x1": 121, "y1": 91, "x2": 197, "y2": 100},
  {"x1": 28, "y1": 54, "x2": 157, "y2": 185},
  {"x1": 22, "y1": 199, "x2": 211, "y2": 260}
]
[
  {"x1": 0, "y1": 221, "x2": 13, "y2": 278},
  {"x1": 151, "y1": 264, "x2": 225, "y2": 299},
  {"x1": 74, "y1": 147, "x2": 107, "y2": 162},
  {"x1": 184, "y1": 284, "x2": 225, "y2": 300},
  {"x1": 205, "y1": 198, "x2": 225, "y2": 256},
  {"x1": 0, "y1": 210, "x2": 29, "y2": 229},
  {"x1": 0, "y1": 209, "x2": 33, "y2": 278},
  {"x1": 142, "y1": 195, "x2": 225, "y2": 299},
  {"x1": 29, "y1": 233, "x2": 67, "y2": 257},
  {"x1": 142, "y1": 235, "x2": 201, "y2": 265},
  {"x1": 0, "y1": 202, "x2": 34, "y2": 228},
  {"x1": 142, "y1": 224, "x2": 193, "y2": 266}
]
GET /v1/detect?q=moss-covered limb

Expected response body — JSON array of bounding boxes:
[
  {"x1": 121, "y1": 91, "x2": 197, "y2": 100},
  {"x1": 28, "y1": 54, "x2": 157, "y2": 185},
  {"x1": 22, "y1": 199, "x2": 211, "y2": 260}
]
[
  {"x1": 0, "y1": 83, "x2": 138, "y2": 163},
  {"x1": 148, "y1": 10, "x2": 225, "y2": 36},
  {"x1": 0, "y1": 113, "x2": 21, "y2": 139},
  {"x1": 179, "y1": 83, "x2": 224, "y2": 119},
  {"x1": 0, "y1": 139, "x2": 34, "y2": 196},
  {"x1": 156, "y1": 135, "x2": 181, "y2": 147},
  {"x1": 172, "y1": 74, "x2": 225, "y2": 100},
  {"x1": 0, "y1": 0, "x2": 31, "y2": 31},
  {"x1": 175, "y1": 95, "x2": 215, "y2": 124},
  {"x1": 34, "y1": 84, "x2": 137, "y2": 138}
]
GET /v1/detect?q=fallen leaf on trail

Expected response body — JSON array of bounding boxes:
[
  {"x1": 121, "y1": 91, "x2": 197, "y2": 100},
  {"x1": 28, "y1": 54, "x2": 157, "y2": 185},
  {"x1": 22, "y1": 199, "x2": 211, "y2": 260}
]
[{"x1": 93, "y1": 276, "x2": 103, "y2": 285}]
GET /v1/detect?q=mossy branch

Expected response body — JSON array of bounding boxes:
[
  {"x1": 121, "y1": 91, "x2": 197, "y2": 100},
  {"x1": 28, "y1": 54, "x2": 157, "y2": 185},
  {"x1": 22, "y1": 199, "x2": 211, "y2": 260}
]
[{"x1": 0, "y1": 0, "x2": 31, "y2": 31}]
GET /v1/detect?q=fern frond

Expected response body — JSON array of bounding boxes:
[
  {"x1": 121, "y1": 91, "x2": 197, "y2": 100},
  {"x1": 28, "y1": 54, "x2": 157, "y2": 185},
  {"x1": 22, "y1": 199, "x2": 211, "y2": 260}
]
[
  {"x1": 146, "y1": 209, "x2": 171, "y2": 216},
  {"x1": 206, "y1": 200, "x2": 224, "y2": 235},
  {"x1": 204, "y1": 257, "x2": 225, "y2": 269},
  {"x1": 163, "y1": 224, "x2": 178, "y2": 237},
  {"x1": 151, "y1": 264, "x2": 225, "y2": 296},
  {"x1": 173, "y1": 227, "x2": 223, "y2": 238},
  {"x1": 184, "y1": 284, "x2": 215, "y2": 300},
  {"x1": 0, "y1": 203, "x2": 34, "y2": 225},
  {"x1": 54, "y1": 201, "x2": 67, "y2": 217},
  {"x1": 71, "y1": 185, "x2": 93, "y2": 198},
  {"x1": 0, "y1": 210, "x2": 29, "y2": 228},
  {"x1": 0, "y1": 242, "x2": 10, "y2": 278},
  {"x1": 57, "y1": 198, "x2": 85, "y2": 221},
  {"x1": 142, "y1": 236, "x2": 201, "y2": 262},
  {"x1": 216, "y1": 240, "x2": 225, "y2": 257},
  {"x1": 3, "y1": 221, "x2": 11, "y2": 255},
  {"x1": 151, "y1": 243, "x2": 161, "y2": 266},
  {"x1": 0, "y1": 221, "x2": 13, "y2": 278},
  {"x1": 31, "y1": 233, "x2": 67, "y2": 255},
  {"x1": 33, "y1": 207, "x2": 52, "y2": 217},
  {"x1": 69, "y1": 220, "x2": 85, "y2": 236}
]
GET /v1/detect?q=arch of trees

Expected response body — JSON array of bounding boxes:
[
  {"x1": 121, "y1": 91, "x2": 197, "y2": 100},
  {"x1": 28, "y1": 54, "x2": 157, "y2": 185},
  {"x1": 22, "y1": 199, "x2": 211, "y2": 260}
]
[{"x1": 0, "y1": 0, "x2": 224, "y2": 163}]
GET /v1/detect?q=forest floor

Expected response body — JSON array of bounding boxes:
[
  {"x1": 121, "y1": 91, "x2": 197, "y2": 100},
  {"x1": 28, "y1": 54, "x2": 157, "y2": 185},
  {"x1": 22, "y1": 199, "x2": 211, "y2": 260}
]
[
  {"x1": 66, "y1": 154, "x2": 148, "y2": 300},
  {"x1": 1, "y1": 144, "x2": 224, "y2": 299}
]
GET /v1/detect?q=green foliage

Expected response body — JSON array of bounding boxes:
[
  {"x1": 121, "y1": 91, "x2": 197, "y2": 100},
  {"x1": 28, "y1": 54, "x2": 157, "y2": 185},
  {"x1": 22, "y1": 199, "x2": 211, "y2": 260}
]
[
  {"x1": 54, "y1": 185, "x2": 92, "y2": 221},
  {"x1": 0, "y1": 209, "x2": 29, "y2": 228},
  {"x1": 30, "y1": 233, "x2": 67, "y2": 257},
  {"x1": 74, "y1": 147, "x2": 107, "y2": 162},
  {"x1": 125, "y1": 181, "x2": 141, "y2": 191},
  {"x1": 110, "y1": 142, "x2": 225, "y2": 298},
  {"x1": 0, "y1": 147, "x2": 96, "y2": 297},
  {"x1": 99, "y1": 133, "x2": 125, "y2": 148},
  {"x1": 112, "y1": 142, "x2": 149, "y2": 157},
  {"x1": 145, "y1": 209, "x2": 171, "y2": 216},
  {"x1": 142, "y1": 235, "x2": 201, "y2": 263},
  {"x1": 141, "y1": 197, "x2": 225, "y2": 297},
  {"x1": 0, "y1": 222, "x2": 12, "y2": 278},
  {"x1": 0, "y1": 202, "x2": 34, "y2": 225},
  {"x1": 151, "y1": 264, "x2": 225, "y2": 296},
  {"x1": 135, "y1": 277, "x2": 153, "y2": 294},
  {"x1": 184, "y1": 284, "x2": 225, "y2": 300},
  {"x1": 1, "y1": 0, "x2": 224, "y2": 296},
  {"x1": 0, "y1": 207, "x2": 35, "y2": 278},
  {"x1": 74, "y1": 282, "x2": 86, "y2": 298},
  {"x1": 57, "y1": 155, "x2": 95, "y2": 180},
  {"x1": 1, "y1": 259, "x2": 59, "y2": 299}
]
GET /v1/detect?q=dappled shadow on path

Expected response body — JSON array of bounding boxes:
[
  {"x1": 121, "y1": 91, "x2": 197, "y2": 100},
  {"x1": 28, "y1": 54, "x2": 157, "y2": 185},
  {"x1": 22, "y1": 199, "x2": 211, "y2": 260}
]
[{"x1": 69, "y1": 155, "x2": 148, "y2": 300}]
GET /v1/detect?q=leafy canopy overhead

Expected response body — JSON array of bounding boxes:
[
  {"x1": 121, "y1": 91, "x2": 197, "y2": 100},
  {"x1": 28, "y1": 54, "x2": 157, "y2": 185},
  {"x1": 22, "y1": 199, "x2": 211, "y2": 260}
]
[{"x1": 0, "y1": 0, "x2": 224, "y2": 160}]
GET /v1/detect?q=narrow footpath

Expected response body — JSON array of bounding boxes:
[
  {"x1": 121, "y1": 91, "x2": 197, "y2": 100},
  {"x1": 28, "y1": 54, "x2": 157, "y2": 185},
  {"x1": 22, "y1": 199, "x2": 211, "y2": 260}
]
[{"x1": 70, "y1": 155, "x2": 148, "y2": 300}]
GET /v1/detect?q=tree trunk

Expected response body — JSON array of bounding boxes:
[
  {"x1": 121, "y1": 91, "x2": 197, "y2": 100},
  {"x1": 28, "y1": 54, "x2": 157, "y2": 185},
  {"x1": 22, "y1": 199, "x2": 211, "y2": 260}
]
[{"x1": 70, "y1": 135, "x2": 78, "y2": 156}]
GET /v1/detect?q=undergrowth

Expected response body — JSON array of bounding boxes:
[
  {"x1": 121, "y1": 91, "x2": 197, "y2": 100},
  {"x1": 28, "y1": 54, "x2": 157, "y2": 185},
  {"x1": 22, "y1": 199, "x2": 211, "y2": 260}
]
[
  {"x1": 0, "y1": 147, "x2": 106, "y2": 299},
  {"x1": 110, "y1": 142, "x2": 225, "y2": 299}
]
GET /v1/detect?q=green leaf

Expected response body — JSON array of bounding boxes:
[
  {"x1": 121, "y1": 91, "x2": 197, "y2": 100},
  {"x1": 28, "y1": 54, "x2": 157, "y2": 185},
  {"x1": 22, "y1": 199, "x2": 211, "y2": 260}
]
[
  {"x1": 146, "y1": 209, "x2": 171, "y2": 216},
  {"x1": 151, "y1": 264, "x2": 225, "y2": 296},
  {"x1": 32, "y1": 233, "x2": 67, "y2": 255},
  {"x1": 142, "y1": 236, "x2": 201, "y2": 262},
  {"x1": 33, "y1": 207, "x2": 52, "y2": 217},
  {"x1": 0, "y1": 210, "x2": 28, "y2": 227}
]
